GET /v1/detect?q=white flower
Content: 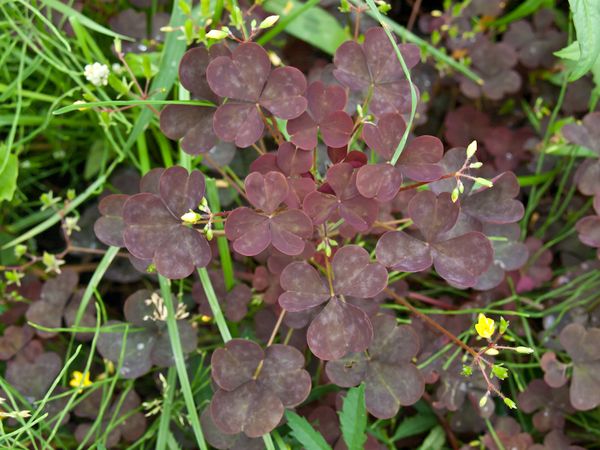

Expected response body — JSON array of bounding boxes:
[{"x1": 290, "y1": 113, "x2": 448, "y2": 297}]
[{"x1": 84, "y1": 62, "x2": 110, "y2": 87}]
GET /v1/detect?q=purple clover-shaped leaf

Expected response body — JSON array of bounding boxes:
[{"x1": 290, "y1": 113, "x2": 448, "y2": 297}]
[
  {"x1": 529, "y1": 430, "x2": 586, "y2": 450},
  {"x1": 474, "y1": 223, "x2": 529, "y2": 291},
  {"x1": 287, "y1": 81, "x2": 353, "y2": 150},
  {"x1": 517, "y1": 379, "x2": 574, "y2": 432},
  {"x1": 559, "y1": 323, "x2": 600, "y2": 410},
  {"x1": 225, "y1": 171, "x2": 313, "y2": 256},
  {"x1": 160, "y1": 105, "x2": 217, "y2": 155},
  {"x1": 303, "y1": 163, "x2": 378, "y2": 232},
  {"x1": 376, "y1": 191, "x2": 493, "y2": 287},
  {"x1": 210, "y1": 339, "x2": 311, "y2": 437},
  {"x1": 503, "y1": 9, "x2": 565, "y2": 69},
  {"x1": 97, "y1": 290, "x2": 196, "y2": 379},
  {"x1": 326, "y1": 314, "x2": 424, "y2": 419},
  {"x1": 192, "y1": 272, "x2": 252, "y2": 323},
  {"x1": 482, "y1": 126, "x2": 537, "y2": 172},
  {"x1": 355, "y1": 163, "x2": 403, "y2": 203},
  {"x1": 122, "y1": 166, "x2": 211, "y2": 279},
  {"x1": 460, "y1": 39, "x2": 521, "y2": 100},
  {"x1": 250, "y1": 142, "x2": 316, "y2": 208},
  {"x1": 75, "y1": 390, "x2": 147, "y2": 447},
  {"x1": 563, "y1": 112, "x2": 600, "y2": 157},
  {"x1": 461, "y1": 172, "x2": 525, "y2": 224},
  {"x1": 575, "y1": 195, "x2": 600, "y2": 257},
  {"x1": 443, "y1": 105, "x2": 491, "y2": 148},
  {"x1": 433, "y1": 360, "x2": 496, "y2": 419},
  {"x1": 160, "y1": 46, "x2": 229, "y2": 155},
  {"x1": 207, "y1": 43, "x2": 307, "y2": 147},
  {"x1": 278, "y1": 245, "x2": 387, "y2": 360},
  {"x1": 574, "y1": 159, "x2": 600, "y2": 197},
  {"x1": 362, "y1": 113, "x2": 444, "y2": 181},
  {"x1": 362, "y1": 113, "x2": 406, "y2": 161},
  {"x1": 541, "y1": 351, "x2": 569, "y2": 388},
  {"x1": 333, "y1": 27, "x2": 420, "y2": 117},
  {"x1": 6, "y1": 343, "x2": 62, "y2": 402},
  {"x1": 431, "y1": 149, "x2": 525, "y2": 226},
  {"x1": 201, "y1": 408, "x2": 264, "y2": 450},
  {"x1": 94, "y1": 194, "x2": 128, "y2": 247},
  {"x1": 25, "y1": 270, "x2": 79, "y2": 339},
  {"x1": 482, "y1": 417, "x2": 533, "y2": 450},
  {"x1": 0, "y1": 325, "x2": 34, "y2": 360}
]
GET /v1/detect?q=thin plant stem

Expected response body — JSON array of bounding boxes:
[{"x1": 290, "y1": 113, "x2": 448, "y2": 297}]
[{"x1": 158, "y1": 275, "x2": 208, "y2": 450}]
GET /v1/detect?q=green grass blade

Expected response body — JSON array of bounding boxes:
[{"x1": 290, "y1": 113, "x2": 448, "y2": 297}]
[
  {"x1": 158, "y1": 275, "x2": 208, "y2": 450},
  {"x1": 53, "y1": 99, "x2": 215, "y2": 115},
  {"x1": 156, "y1": 367, "x2": 178, "y2": 450},
  {"x1": 197, "y1": 267, "x2": 232, "y2": 342},
  {"x1": 205, "y1": 178, "x2": 234, "y2": 290},
  {"x1": 38, "y1": 0, "x2": 134, "y2": 40}
]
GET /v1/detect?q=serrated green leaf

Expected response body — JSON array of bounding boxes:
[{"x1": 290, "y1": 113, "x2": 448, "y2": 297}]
[
  {"x1": 285, "y1": 410, "x2": 332, "y2": 450},
  {"x1": 340, "y1": 384, "x2": 367, "y2": 450},
  {"x1": 555, "y1": 41, "x2": 581, "y2": 61},
  {"x1": 566, "y1": 0, "x2": 600, "y2": 80},
  {"x1": 417, "y1": 425, "x2": 446, "y2": 450},
  {"x1": 0, "y1": 153, "x2": 18, "y2": 202}
]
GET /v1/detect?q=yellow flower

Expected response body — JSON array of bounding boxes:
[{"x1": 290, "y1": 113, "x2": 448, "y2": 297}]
[
  {"x1": 69, "y1": 371, "x2": 92, "y2": 393},
  {"x1": 475, "y1": 313, "x2": 495, "y2": 340}
]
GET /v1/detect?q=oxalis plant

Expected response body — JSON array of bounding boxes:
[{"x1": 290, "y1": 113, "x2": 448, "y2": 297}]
[
  {"x1": 4, "y1": 0, "x2": 600, "y2": 449},
  {"x1": 92, "y1": 21, "x2": 534, "y2": 447}
]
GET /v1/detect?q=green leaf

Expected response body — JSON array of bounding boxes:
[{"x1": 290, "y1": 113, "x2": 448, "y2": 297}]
[
  {"x1": 261, "y1": 0, "x2": 349, "y2": 55},
  {"x1": 492, "y1": 364, "x2": 509, "y2": 380},
  {"x1": 499, "y1": 317, "x2": 509, "y2": 334},
  {"x1": 285, "y1": 410, "x2": 332, "y2": 450},
  {"x1": 417, "y1": 425, "x2": 446, "y2": 450},
  {"x1": 0, "y1": 153, "x2": 18, "y2": 202},
  {"x1": 566, "y1": 0, "x2": 600, "y2": 80},
  {"x1": 555, "y1": 41, "x2": 581, "y2": 61},
  {"x1": 340, "y1": 384, "x2": 367, "y2": 450},
  {"x1": 392, "y1": 413, "x2": 438, "y2": 441}
]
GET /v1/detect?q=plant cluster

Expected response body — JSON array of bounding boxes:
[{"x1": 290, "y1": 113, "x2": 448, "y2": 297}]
[{"x1": 2, "y1": 0, "x2": 600, "y2": 449}]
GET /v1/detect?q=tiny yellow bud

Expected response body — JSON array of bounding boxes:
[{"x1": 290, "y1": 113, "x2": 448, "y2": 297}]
[
  {"x1": 466, "y1": 140, "x2": 477, "y2": 159},
  {"x1": 200, "y1": 315, "x2": 212, "y2": 323},
  {"x1": 181, "y1": 210, "x2": 200, "y2": 224},
  {"x1": 475, "y1": 313, "x2": 495, "y2": 340},
  {"x1": 515, "y1": 346, "x2": 535, "y2": 354}
]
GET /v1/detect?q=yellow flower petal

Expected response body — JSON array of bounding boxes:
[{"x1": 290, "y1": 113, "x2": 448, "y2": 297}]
[{"x1": 475, "y1": 313, "x2": 495, "y2": 339}]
